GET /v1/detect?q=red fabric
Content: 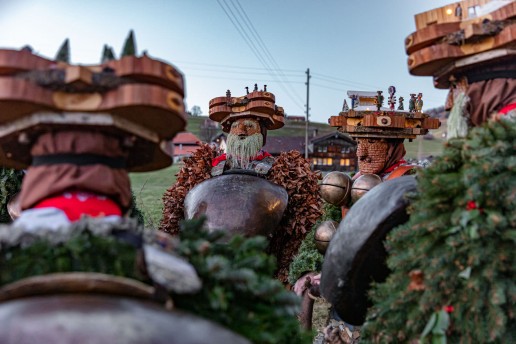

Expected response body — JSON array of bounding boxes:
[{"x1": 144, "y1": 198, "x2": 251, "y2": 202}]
[
  {"x1": 211, "y1": 150, "x2": 272, "y2": 167},
  {"x1": 33, "y1": 191, "x2": 122, "y2": 221},
  {"x1": 499, "y1": 103, "x2": 516, "y2": 115},
  {"x1": 382, "y1": 159, "x2": 407, "y2": 174}
]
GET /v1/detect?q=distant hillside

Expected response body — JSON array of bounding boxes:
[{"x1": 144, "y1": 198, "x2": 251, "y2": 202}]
[{"x1": 185, "y1": 114, "x2": 446, "y2": 159}]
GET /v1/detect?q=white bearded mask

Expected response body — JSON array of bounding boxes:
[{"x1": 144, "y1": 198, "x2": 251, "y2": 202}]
[{"x1": 226, "y1": 132, "x2": 263, "y2": 169}]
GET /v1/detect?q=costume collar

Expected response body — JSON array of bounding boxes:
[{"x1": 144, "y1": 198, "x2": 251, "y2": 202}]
[{"x1": 211, "y1": 150, "x2": 271, "y2": 167}]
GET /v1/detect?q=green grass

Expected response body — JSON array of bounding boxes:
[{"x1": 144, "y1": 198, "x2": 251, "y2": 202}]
[{"x1": 130, "y1": 164, "x2": 181, "y2": 228}]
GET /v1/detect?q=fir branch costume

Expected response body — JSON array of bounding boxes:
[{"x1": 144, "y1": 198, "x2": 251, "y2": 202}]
[{"x1": 361, "y1": 117, "x2": 516, "y2": 343}]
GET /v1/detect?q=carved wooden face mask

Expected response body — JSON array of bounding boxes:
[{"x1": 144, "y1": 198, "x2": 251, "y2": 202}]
[{"x1": 356, "y1": 138, "x2": 389, "y2": 174}]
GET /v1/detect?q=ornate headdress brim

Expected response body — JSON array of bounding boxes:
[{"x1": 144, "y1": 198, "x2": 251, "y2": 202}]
[{"x1": 209, "y1": 90, "x2": 284, "y2": 132}]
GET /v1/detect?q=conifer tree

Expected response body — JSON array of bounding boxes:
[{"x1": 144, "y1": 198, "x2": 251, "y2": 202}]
[
  {"x1": 100, "y1": 44, "x2": 116, "y2": 63},
  {"x1": 361, "y1": 118, "x2": 516, "y2": 343},
  {"x1": 121, "y1": 30, "x2": 137, "y2": 57},
  {"x1": 55, "y1": 38, "x2": 70, "y2": 63}
]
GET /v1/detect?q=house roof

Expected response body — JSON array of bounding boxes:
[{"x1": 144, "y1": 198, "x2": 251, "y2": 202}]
[
  {"x1": 263, "y1": 136, "x2": 305, "y2": 154},
  {"x1": 310, "y1": 131, "x2": 357, "y2": 145},
  {"x1": 172, "y1": 131, "x2": 201, "y2": 144},
  {"x1": 175, "y1": 145, "x2": 201, "y2": 156}
]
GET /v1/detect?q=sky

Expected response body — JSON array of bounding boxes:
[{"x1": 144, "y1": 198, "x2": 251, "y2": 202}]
[{"x1": 0, "y1": 0, "x2": 455, "y2": 124}]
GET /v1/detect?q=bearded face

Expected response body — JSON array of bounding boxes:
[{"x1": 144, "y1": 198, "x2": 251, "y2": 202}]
[
  {"x1": 226, "y1": 118, "x2": 264, "y2": 169},
  {"x1": 356, "y1": 138, "x2": 389, "y2": 174}
]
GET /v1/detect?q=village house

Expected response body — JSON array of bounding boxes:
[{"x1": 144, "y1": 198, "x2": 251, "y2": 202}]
[{"x1": 172, "y1": 132, "x2": 202, "y2": 162}]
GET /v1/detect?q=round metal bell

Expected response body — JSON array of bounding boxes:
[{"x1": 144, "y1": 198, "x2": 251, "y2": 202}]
[
  {"x1": 319, "y1": 171, "x2": 352, "y2": 206},
  {"x1": 350, "y1": 174, "x2": 382, "y2": 203},
  {"x1": 0, "y1": 273, "x2": 250, "y2": 344},
  {"x1": 314, "y1": 220, "x2": 338, "y2": 254},
  {"x1": 184, "y1": 173, "x2": 288, "y2": 239}
]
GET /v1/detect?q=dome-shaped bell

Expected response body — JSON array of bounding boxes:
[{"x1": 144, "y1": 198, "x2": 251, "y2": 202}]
[
  {"x1": 319, "y1": 172, "x2": 352, "y2": 206},
  {"x1": 314, "y1": 220, "x2": 339, "y2": 254},
  {"x1": 350, "y1": 174, "x2": 382, "y2": 203}
]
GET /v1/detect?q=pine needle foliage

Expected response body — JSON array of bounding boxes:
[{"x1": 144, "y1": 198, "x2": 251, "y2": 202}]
[
  {"x1": 101, "y1": 44, "x2": 116, "y2": 63},
  {"x1": 55, "y1": 38, "x2": 70, "y2": 63},
  {"x1": 288, "y1": 203, "x2": 342, "y2": 284},
  {"x1": 171, "y1": 217, "x2": 313, "y2": 344},
  {"x1": 0, "y1": 168, "x2": 23, "y2": 223},
  {"x1": 0, "y1": 220, "x2": 143, "y2": 286},
  {"x1": 121, "y1": 30, "x2": 137, "y2": 57},
  {"x1": 362, "y1": 118, "x2": 516, "y2": 343}
]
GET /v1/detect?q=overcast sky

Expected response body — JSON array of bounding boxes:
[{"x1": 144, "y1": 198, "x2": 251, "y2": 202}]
[{"x1": 0, "y1": 0, "x2": 454, "y2": 123}]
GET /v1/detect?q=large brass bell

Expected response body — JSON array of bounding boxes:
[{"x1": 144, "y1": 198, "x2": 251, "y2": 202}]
[
  {"x1": 350, "y1": 174, "x2": 382, "y2": 203},
  {"x1": 319, "y1": 172, "x2": 352, "y2": 206},
  {"x1": 314, "y1": 220, "x2": 338, "y2": 254}
]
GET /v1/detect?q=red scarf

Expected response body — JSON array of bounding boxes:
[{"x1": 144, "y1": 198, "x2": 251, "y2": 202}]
[
  {"x1": 211, "y1": 150, "x2": 272, "y2": 167},
  {"x1": 500, "y1": 103, "x2": 516, "y2": 115},
  {"x1": 34, "y1": 191, "x2": 122, "y2": 221},
  {"x1": 382, "y1": 158, "x2": 407, "y2": 174}
]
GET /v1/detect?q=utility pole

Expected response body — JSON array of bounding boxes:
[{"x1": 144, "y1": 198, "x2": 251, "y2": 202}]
[{"x1": 305, "y1": 68, "x2": 310, "y2": 159}]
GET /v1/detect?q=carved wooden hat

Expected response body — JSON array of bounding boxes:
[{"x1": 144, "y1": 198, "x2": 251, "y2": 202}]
[
  {"x1": 208, "y1": 86, "x2": 285, "y2": 133},
  {"x1": 329, "y1": 109, "x2": 440, "y2": 140},
  {"x1": 329, "y1": 90, "x2": 440, "y2": 140},
  {"x1": 405, "y1": 0, "x2": 516, "y2": 89},
  {"x1": 0, "y1": 47, "x2": 187, "y2": 172}
]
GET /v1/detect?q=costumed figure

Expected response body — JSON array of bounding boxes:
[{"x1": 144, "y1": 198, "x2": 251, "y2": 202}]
[
  {"x1": 374, "y1": 91, "x2": 384, "y2": 111},
  {"x1": 293, "y1": 88, "x2": 440, "y2": 342},
  {"x1": 351, "y1": 1, "x2": 516, "y2": 343},
  {"x1": 0, "y1": 39, "x2": 305, "y2": 344},
  {"x1": 160, "y1": 86, "x2": 322, "y2": 285},
  {"x1": 397, "y1": 96, "x2": 404, "y2": 110},
  {"x1": 408, "y1": 93, "x2": 416, "y2": 112},
  {"x1": 415, "y1": 92, "x2": 423, "y2": 112},
  {"x1": 387, "y1": 86, "x2": 396, "y2": 111},
  {"x1": 350, "y1": 94, "x2": 359, "y2": 109}
]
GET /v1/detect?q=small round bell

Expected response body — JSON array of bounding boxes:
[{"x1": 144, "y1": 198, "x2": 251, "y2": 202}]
[
  {"x1": 350, "y1": 174, "x2": 382, "y2": 203},
  {"x1": 314, "y1": 220, "x2": 338, "y2": 254},
  {"x1": 319, "y1": 172, "x2": 352, "y2": 206}
]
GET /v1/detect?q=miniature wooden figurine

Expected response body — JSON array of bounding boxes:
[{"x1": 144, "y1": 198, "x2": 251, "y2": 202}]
[
  {"x1": 409, "y1": 93, "x2": 417, "y2": 112},
  {"x1": 398, "y1": 96, "x2": 405, "y2": 110},
  {"x1": 350, "y1": 94, "x2": 359, "y2": 109},
  {"x1": 388, "y1": 85, "x2": 396, "y2": 111},
  {"x1": 374, "y1": 90, "x2": 384, "y2": 111},
  {"x1": 415, "y1": 93, "x2": 424, "y2": 112}
]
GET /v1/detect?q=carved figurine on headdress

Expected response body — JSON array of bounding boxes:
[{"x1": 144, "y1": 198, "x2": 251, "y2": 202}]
[
  {"x1": 415, "y1": 92, "x2": 423, "y2": 112},
  {"x1": 387, "y1": 86, "x2": 397, "y2": 111},
  {"x1": 342, "y1": 99, "x2": 350, "y2": 112},
  {"x1": 160, "y1": 85, "x2": 322, "y2": 284},
  {"x1": 408, "y1": 93, "x2": 417, "y2": 112},
  {"x1": 350, "y1": 94, "x2": 359, "y2": 109},
  {"x1": 374, "y1": 90, "x2": 384, "y2": 111},
  {"x1": 397, "y1": 96, "x2": 404, "y2": 110}
]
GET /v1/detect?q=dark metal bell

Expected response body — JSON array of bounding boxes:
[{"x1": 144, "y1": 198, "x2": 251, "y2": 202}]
[
  {"x1": 184, "y1": 173, "x2": 288, "y2": 239},
  {"x1": 319, "y1": 171, "x2": 352, "y2": 206}
]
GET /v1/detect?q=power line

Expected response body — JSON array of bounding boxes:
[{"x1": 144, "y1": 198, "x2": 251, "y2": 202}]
[
  {"x1": 232, "y1": 0, "x2": 304, "y2": 104},
  {"x1": 174, "y1": 60, "x2": 303, "y2": 73},
  {"x1": 312, "y1": 74, "x2": 444, "y2": 103},
  {"x1": 186, "y1": 73, "x2": 305, "y2": 83},
  {"x1": 180, "y1": 66, "x2": 303, "y2": 77},
  {"x1": 216, "y1": 0, "x2": 305, "y2": 111}
]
